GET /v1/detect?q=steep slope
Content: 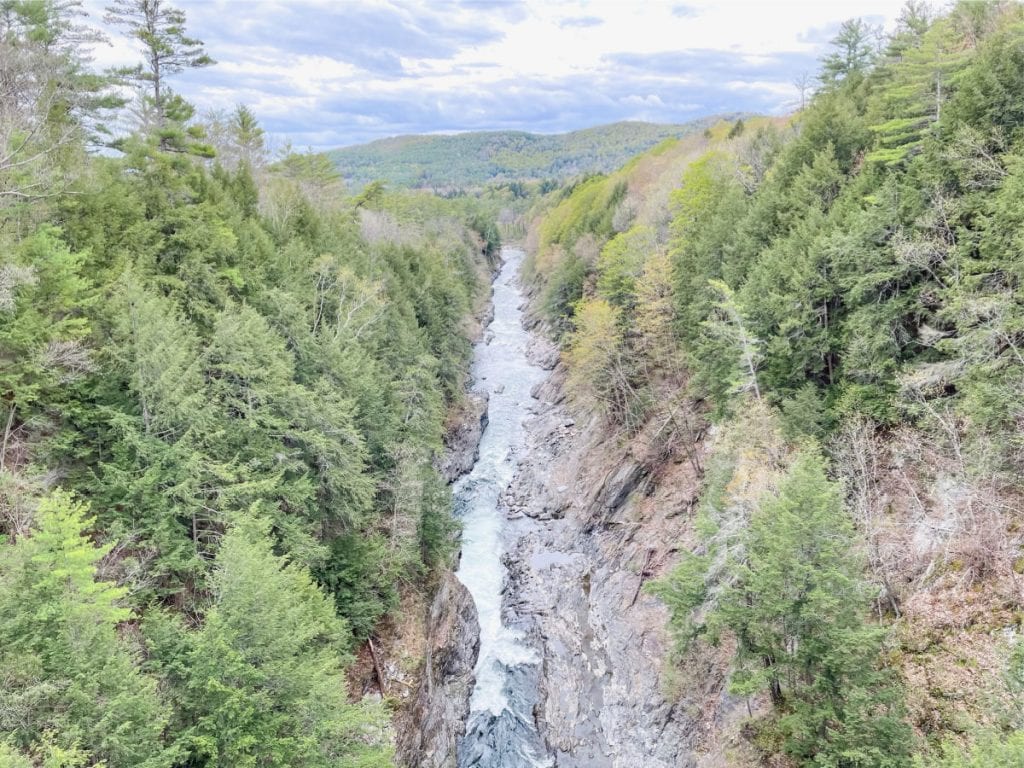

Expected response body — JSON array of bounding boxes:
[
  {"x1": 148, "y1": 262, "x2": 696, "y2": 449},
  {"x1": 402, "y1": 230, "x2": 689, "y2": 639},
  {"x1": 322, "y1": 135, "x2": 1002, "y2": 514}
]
[{"x1": 519, "y1": 6, "x2": 1024, "y2": 766}]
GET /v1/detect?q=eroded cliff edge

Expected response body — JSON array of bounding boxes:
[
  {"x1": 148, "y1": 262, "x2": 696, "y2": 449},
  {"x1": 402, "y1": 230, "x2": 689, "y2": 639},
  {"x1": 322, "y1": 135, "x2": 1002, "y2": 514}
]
[{"x1": 495, "y1": 333, "x2": 744, "y2": 767}]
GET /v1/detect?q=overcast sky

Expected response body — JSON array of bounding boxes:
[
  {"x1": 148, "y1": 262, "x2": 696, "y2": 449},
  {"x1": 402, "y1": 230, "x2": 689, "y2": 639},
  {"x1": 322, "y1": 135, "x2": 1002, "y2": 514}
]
[{"x1": 83, "y1": 0, "x2": 913, "y2": 150}]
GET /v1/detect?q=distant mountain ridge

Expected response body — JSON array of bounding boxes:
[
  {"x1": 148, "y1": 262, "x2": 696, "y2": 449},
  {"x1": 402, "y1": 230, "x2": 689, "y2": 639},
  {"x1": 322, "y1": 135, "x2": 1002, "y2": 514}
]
[{"x1": 326, "y1": 118, "x2": 736, "y2": 190}]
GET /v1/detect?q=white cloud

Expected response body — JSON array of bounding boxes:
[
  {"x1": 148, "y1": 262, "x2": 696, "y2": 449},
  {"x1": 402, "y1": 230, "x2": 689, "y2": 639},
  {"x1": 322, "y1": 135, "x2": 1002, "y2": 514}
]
[{"x1": 81, "y1": 0, "x2": 909, "y2": 148}]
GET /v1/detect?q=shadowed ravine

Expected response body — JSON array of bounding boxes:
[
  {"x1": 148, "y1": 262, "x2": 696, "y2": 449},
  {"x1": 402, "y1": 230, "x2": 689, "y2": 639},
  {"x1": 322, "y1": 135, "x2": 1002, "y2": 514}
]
[{"x1": 454, "y1": 248, "x2": 553, "y2": 768}]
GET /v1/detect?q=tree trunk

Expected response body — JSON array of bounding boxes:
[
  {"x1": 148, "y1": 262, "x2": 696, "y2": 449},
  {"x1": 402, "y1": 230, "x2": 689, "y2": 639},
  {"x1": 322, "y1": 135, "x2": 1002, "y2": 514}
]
[
  {"x1": 0, "y1": 401, "x2": 15, "y2": 472},
  {"x1": 764, "y1": 655, "x2": 784, "y2": 707}
]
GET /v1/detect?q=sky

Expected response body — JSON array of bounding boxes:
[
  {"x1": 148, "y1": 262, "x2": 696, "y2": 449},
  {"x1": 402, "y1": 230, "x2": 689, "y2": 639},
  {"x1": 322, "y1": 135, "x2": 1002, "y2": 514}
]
[{"x1": 83, "y1": 0, "x2": 913, "y2": 150}]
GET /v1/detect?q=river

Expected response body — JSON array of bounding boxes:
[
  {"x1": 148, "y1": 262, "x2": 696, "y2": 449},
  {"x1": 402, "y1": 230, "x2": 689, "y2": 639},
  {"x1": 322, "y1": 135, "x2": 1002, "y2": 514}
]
[{"x1": 454, "y1": 248, "x2": 553, "y2": 768}]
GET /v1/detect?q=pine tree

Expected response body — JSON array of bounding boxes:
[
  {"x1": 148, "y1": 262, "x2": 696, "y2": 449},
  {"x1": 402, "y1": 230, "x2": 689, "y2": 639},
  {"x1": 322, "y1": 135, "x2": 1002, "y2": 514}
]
[
  {"x1": 0, "y1": 491, "x2": 171, "y2": 767},
  {"x1": 177, "y1": 514, "x2": 392, "y2": 767},
  {"x1": 820, "y1": 18, "x2": 880, "y2": 90},
  {"x1": 104, "y1": 0, "x2": 214, "y2": 153},
  {"x1": 0, "y1": 0, "x2": 117, "y2": 211}
]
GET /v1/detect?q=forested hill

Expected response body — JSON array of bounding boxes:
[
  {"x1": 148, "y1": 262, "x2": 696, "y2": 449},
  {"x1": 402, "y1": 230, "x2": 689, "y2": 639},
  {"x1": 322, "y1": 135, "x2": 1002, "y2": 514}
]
[
  {"x1": 524, "y1": 3, "x2": 1024, "y2": 766},
  {"x1": 326, "y1": 119, "x2": 730, "y2": 190},
  {"x1": 0, "y1": 2, "x2": 498, "y2": 766}
]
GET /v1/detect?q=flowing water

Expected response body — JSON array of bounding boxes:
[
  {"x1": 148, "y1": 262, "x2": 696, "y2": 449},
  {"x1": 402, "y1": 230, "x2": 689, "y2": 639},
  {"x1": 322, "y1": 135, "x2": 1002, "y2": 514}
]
[{"x1": 454, "y1": 248, "x2": 553, "y2": 768}]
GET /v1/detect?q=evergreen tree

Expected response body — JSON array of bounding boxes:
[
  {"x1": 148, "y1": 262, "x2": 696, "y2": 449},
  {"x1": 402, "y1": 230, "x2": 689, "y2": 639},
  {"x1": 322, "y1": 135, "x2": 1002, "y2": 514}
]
[
  {"x1": 820, "y1": 18, "x2": 880, "y2": 89},
  {"x1": 230, "y1": 103, "x2": 265, "y2": 168},
  {"x1": 0, "y1": 228, "x2": 93, "y2": 460},
  {"x1": 0, "y1": 491, "x2": 171, "y2": 767},
  {"x1": 717, "y1": 450, "x2": 911, "y2": 765},
  {"x1": 173, "y1": 514, "x2": 391, "y2": 768},
  {"x1": 105, "y1": 0, "x2": 214, "y2": 153},
  {"x1": 654, "y1": 450, "x2": 912, "y2": 767}
]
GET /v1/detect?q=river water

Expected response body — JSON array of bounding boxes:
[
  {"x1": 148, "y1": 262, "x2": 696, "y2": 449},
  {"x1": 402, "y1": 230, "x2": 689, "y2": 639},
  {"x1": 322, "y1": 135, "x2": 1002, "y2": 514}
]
[{"x1": 454, "y1": 248, "x2": 553, "y2": 768}]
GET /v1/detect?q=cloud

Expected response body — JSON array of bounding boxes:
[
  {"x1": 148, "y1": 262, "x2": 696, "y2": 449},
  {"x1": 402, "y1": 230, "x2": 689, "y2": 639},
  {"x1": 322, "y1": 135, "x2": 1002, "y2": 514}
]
[
  {"x1": 604, "y1": 48, "x2": 820, "y2": 79},
  {"x1": 180, "y1": 1, "x2": 509, "y2": 77},
  {"x1": 671, "y1": 5, "x2": 700, "y2": 18},
  {"x1": 559, "y1": 15, "x2": 604, "y2": 29},
  {"x1": 82, "y1": 0, "x2": 909, "y2": 149}
]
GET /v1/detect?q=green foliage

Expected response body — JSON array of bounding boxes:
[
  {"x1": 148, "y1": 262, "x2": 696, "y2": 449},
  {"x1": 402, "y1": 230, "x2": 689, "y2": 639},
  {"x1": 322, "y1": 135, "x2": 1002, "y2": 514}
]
[
  {"x1": 541, "y1": 247, "x2": 587, "y2": 327},
  {"x1": 0, "y1": 492, "x2": 171, "y2": 768},
  {"x1": 916, "y1": 732, "x2": 1024, "y2": 768},
  {"x1": 0, "y1": 227, "x2": 94, "y2": 448},
  {"x1": 657, "y1": 450, "x2": 912, "y2": 766},
  {"x1": 469, "y1": 211, "x2": 502, "y2": 260},
  {"x1": 327, "y1": 119, "x2": 721, "y2": 190},
  {"x1": 524, "y1": 5, "x2": 1024, "y2": 766},
  {"x1": 669, "y1": 150, "x2": 749, "y2": 341},
  {"x1": 540, "y1": 174, "x2": 626, "y2": 249},
  {"x1": 560, "y1": 2, "x2": 1024, "y2": 473},
  {"x1": 945, "y1": 15, "x2": 1024, "y2": 136},
  {"x1": 779, "y1": 383, "x2": 833, "y2": 440},
  {"x1": 565, "y1": 298, "x2": 648, "y2": 431},
  {"x1": 317, "y1": 532, "x2": 399, "y2": 642},
  {"x1": 646, "y1": 552, "x2": 709, "y2": 648},
  {"x1": 169, "y1": 515, "x2": 392, "y2": 767},
  {"x1": 596, "y1": 225, "x2": 657, "y2": 310},
  {"x1": 105, "y1": 0, "x2": 215, "y2": 154},
  {"x1": 0, "y1": 741, "x2": 32, "y2": 768},
  {"x1": 0, "y1": 6, "x2": 493, "y2": 761},
  {"x1": 820, "y1": 18, "x2": 880, "y2": 90}
]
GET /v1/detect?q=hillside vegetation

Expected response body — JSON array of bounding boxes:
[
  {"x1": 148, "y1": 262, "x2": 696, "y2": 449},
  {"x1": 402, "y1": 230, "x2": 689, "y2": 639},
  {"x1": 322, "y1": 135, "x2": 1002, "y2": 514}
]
[
  {"x1": 326, "y1": 119, "x2": 729, "y2": 191},
  {"x1": 0, "y1": 3, "x2": 496, "y2": 765},
  {"x1": 525, "y1": 3, "x2": 1024, "y2": 766}
]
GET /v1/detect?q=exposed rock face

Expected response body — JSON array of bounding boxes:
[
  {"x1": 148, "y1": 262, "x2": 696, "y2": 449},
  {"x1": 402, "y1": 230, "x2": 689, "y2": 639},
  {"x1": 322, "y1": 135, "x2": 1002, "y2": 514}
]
[
  {"x1": 397, "y1": 573, "x2": 480, "y2": 768},
  {"x1": 412, "y1": 258, "x2": 728, "y2": 766},
  {"x1": 497, "y1": 346, "x2": 725, "y2": 767},
  {"x1": 438, "y1": 392, "x2": 490, "y2": 483}
]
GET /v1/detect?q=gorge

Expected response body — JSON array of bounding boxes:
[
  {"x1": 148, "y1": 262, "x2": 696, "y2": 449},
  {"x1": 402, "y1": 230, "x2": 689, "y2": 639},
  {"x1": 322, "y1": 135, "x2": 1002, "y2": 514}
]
[
  {"x1": 4, "y1": 3, "x2": 1024, "y2": 767},
  {"x1": 420, "y1": 246, "x2": 714, "y2": 767}
]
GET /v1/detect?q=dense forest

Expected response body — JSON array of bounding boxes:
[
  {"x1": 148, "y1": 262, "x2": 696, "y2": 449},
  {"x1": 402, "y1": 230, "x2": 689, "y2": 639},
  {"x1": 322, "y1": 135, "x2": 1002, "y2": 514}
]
[
  {"x1": 524, "y1": 2, "x2": 1024, "y2": 765},
  {"x1": 0, "y1": 1, "x2": 497, "y2": 765},
  {"x1": 326, "y1": 120, "x2": 726, "y2": 192}
]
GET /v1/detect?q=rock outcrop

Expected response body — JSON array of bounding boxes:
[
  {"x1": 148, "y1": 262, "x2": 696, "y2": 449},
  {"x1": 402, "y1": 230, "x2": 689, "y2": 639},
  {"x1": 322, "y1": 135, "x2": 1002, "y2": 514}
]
[
  {"x1": 397, "y1": 572, "x2": 480, "y2": 768},
  {"x1": 497, "y1": 353, "x2": 729, "y2": 767},
  {"x1": 438, "y1": 392, "x2": 489, "y2": 483}
]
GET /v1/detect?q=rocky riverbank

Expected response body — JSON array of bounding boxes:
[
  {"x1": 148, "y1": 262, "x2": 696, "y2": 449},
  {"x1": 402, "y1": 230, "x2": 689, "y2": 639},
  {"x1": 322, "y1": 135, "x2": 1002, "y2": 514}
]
[
  {"x1": 493, "y1": 332, "x2": 744, "y2": 767},
  {"x1": 394, "y1": 272, "x2": 496, "y2": 767},
  {"x1": 393, "y1": 388, "x2": 489, "y2": 768},
  {"x1": 397, "y1": 573, "x2": 481, "y2": 768},
  {"x1": 401, "y1": 248, "x2": 744, "y2": 767}
]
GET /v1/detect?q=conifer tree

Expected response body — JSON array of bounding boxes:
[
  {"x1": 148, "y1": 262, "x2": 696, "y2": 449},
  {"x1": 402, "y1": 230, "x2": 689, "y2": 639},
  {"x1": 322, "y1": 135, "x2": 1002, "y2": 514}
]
[
  {"x1": 0, "y1": 491, "x2": 170, "y2": 767},
  {"x1": 105, "y1": 0, "x2": 214, "y2": 153},
  {"x1": 177, "y1": 514, "x2": 392, "y2": 767},
  {"x1": 715, "y1": 451, "x2": 910, "y2": 765},
  {"x1": 820, "y1": 18, "x2": 880, "y2": 89}
]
